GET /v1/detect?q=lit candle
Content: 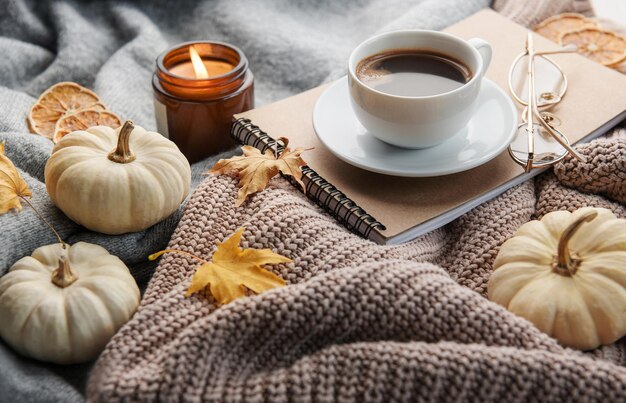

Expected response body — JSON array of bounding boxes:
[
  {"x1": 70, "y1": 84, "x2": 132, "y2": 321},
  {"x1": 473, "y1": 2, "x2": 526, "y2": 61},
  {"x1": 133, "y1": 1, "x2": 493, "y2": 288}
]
[
  {"x1": 168, "y1": 46, "x2": 234, "y2": 78},
  {"x1": 153, "y1": 41, "x2": 254, "y2": 163}
]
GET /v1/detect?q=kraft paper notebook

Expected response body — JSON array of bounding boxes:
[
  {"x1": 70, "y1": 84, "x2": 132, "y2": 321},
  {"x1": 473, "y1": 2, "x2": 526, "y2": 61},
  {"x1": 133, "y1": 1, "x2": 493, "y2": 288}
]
[{"x1": 233, "y1": 9, "x2": 626, "y2": 245}]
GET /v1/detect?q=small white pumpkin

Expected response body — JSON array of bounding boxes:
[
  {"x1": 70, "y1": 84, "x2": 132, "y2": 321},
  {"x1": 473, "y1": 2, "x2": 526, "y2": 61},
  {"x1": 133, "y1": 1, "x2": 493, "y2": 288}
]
[
  {"x1": 488, "y1": 207, "x2": 626, "y2": 350},
  {"x1": 45, "y1": 120, "x2": 191, "y2": 235},
  {"x1": 0, "y1": 242, "x2": 140, "y2": 364}
]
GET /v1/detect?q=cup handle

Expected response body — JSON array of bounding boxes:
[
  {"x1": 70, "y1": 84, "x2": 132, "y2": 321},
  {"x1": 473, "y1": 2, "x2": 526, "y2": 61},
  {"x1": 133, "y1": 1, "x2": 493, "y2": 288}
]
[{"x1": 468, "y1": 38, "x2": 492, "y2": 78}]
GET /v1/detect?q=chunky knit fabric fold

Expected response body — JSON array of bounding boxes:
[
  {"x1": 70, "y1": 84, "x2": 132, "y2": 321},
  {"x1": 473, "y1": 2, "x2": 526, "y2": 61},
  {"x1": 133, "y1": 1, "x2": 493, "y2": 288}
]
[
  {"x1": 88, "y1": 126, "x2": 626, "y2": 401},
  {"x1": 89, "y1": 0, "x2": 626, "y2": 401}
]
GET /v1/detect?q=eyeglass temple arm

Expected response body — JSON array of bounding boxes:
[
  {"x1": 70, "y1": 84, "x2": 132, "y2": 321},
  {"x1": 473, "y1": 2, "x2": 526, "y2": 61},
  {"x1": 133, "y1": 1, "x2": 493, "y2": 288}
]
[
  {"x1": 532, "y1": 108, "x2": 587, "y2": 163},
  {"x1": 528, "y1": 40, "x2": 585, "y2": 164},
  {"x1": 534, "y1": 43, "x2": 577, "y2": 56},
  {"x1": 526, "y1": 37, "x2": 585, "y2": 167},
  {"x1": 525, "y1": 33, "x2": 535, "y2": 172}
]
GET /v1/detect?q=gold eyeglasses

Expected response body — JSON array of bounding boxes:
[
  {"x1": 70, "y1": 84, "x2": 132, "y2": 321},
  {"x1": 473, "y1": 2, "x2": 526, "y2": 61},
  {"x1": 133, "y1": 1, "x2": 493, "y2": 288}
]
[{"x1": 508, "y1": 33, "x2": 586, "y2": 172}]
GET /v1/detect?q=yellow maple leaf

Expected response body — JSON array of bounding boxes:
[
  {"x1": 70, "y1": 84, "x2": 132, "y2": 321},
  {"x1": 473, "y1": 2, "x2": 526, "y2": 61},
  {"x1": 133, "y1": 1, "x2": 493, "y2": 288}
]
[
  {"x1": 150, "y1": 227, "x2": 291, "y2": 305},
  {"x1": 0, "y1": 142, "x2": 32, "y2": 214},
  {"x1": 209, "y1": 137, "x2": 310, "y2": 206}
]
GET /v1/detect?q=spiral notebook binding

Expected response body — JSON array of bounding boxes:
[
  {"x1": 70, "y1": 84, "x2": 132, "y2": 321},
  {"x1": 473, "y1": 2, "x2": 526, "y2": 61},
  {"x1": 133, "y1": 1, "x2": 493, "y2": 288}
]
[{"x1": 232, "y1": 118, "x2": 385, "y2": 239}]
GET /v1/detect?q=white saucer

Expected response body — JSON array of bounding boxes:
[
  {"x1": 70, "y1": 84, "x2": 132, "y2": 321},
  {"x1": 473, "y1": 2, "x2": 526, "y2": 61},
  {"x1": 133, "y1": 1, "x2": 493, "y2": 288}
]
[{"x1": 312, "y1": 76, "x2": 518, "y2": 177}]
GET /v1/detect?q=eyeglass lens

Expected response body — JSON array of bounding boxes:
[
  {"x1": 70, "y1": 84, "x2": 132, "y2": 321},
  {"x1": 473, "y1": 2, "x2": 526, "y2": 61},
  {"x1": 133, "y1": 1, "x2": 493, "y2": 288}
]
[
  {"x1": 508, "y1": 52, "x2": 570, "y2": 168},
  {"x1": 509, "y1": 123, "x2": 569, "y2": 168},
  {"x1": 510, "y1": 54, "x2": 566, "y2": 108}
]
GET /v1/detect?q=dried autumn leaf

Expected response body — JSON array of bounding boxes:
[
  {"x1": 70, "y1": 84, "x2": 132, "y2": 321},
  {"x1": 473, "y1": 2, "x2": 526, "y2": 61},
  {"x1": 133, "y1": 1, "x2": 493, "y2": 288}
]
[
  {"x1": 0, "y1": 142, "x2": 32, "y2": 213},
  {"x1": 209, "y1": 138, "x2": 310, "y2": 206},
  {"x1": 150, "y1": 227, "x2": 291, "y2": 305}
]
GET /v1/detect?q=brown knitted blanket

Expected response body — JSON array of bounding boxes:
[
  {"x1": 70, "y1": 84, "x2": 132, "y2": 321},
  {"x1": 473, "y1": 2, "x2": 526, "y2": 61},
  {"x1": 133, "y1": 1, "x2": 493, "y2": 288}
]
[{"x1": 88, "y1": 3, "x2": 626, "y2": 402}]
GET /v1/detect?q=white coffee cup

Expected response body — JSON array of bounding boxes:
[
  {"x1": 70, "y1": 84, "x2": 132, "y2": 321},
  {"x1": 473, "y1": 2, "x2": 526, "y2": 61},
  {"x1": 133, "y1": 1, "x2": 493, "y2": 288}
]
[{"x1": 348, "y1": 30, "x2": 492, "y2": 148}]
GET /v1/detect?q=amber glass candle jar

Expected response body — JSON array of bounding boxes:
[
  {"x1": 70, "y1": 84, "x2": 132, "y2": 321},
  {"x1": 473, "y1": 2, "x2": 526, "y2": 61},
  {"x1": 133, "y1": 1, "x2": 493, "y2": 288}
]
[{"x1": 153, "y1": 41, "x2": 254, "y2": 163}]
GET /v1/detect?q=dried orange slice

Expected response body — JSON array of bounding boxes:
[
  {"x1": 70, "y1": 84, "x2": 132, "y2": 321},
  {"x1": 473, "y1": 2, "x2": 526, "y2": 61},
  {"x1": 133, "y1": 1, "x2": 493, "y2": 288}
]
[
  {"x1": 560, "y1": 28, "x2": 626, "y2": 66},
  {"x1": 533, "y1": 13, "x2": 598, "y2": 43},
  {"x1": 53, "y1": 109, "x2": 121, "y2": 143},
  {"x1": 28, "y1": 82, "x2": 103, "y2": 139}
]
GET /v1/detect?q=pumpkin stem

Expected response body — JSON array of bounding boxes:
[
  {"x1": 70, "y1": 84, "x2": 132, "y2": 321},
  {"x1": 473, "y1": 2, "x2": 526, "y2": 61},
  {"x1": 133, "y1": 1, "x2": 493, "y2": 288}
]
[
  {"x1": 51, "y1": 257, "x2": 77, "y2": 288},
  {"x1": 553, "y1": 210, "x2": 598, "y2": 276},
  {"x1": 108, "y1": 120, "x2": 136, "y2": 164}
]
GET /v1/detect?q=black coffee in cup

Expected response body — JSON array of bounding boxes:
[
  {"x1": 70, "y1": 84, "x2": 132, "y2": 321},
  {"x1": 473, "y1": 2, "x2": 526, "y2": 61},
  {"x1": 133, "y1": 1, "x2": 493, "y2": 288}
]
[{"x1": 356, "y1": 49, "x2": 472, "y2": 97}]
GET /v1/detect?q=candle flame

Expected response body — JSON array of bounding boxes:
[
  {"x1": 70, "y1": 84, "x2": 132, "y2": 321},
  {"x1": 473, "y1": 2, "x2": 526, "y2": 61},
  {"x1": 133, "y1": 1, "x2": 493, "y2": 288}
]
[{"x1": 189, "y1": 46, "x2": 209, "y2": 79}]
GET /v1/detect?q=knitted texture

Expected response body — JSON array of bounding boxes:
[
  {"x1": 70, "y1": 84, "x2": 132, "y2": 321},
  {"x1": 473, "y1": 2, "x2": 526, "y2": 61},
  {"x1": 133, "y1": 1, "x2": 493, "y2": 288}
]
[
  {"x1": 85, "y1": 1, "x2": 626, "y2": 400},
  {"x1": 493, "y1": 0, "x2": 593, "y2": 26},
  {"x1": 1, "y1": 0, "x2": 604, "y2": 274},
  {"x1": 88, "y1": 136, "x2": 626, "y2": 401},
  {"x1": 554, "y1": 128, "x2": 626, "y2": 204},
  {"x1": 0, "y1": 0, "x2": 494, "y2": 276},
  {"x1": 0, "y1": 1, "x2": 494, "y2": 400}
]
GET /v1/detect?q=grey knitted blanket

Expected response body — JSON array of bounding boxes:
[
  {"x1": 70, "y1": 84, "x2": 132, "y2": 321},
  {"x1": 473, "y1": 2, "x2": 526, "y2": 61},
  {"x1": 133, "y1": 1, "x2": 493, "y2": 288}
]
[{"x1": 0, "y1": 0, "x2": 620, "y2": 401}]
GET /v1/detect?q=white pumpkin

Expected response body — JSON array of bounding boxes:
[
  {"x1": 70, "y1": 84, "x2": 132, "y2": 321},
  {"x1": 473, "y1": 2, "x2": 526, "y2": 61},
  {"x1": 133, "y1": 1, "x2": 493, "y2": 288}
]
[
  {"x1": 45, "y1": 120, "x2": 191, "y2": 235},
  {"x1": 488, "y1": 207, "x2": 626, "y2": 350},
  {"x1": 0, "y1": 242, "x2": 140, "y2": 364}
]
